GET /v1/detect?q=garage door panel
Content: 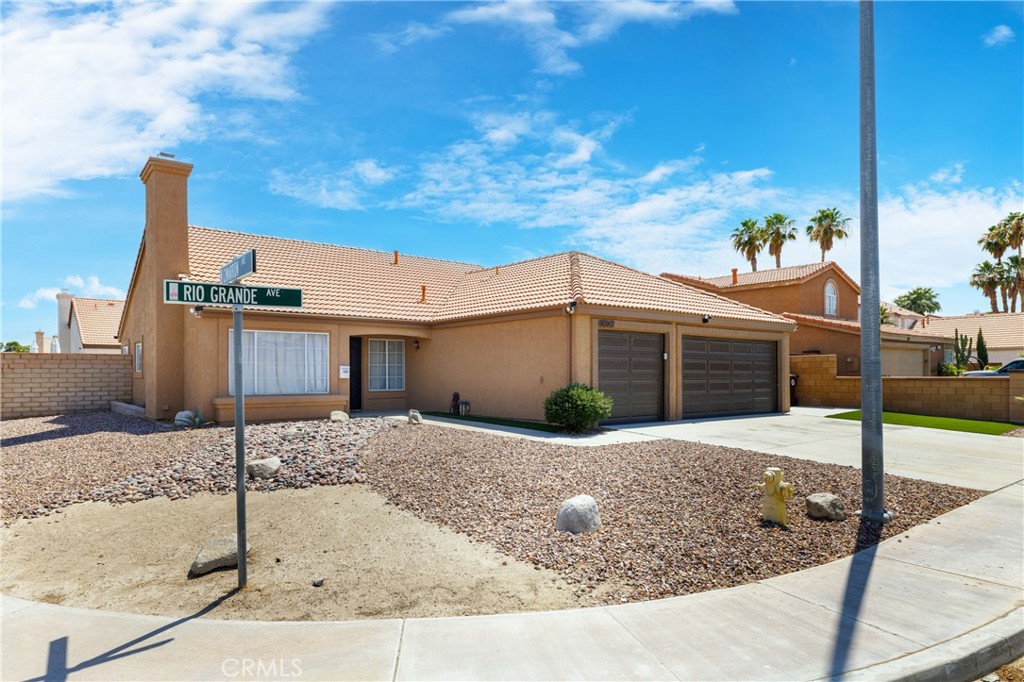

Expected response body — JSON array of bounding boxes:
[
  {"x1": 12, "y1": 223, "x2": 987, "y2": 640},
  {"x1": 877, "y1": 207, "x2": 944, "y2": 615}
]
[
  {"x1": 599, "y1": 331, "x2": 665, "y2": 423},
  {"x1": 683, "y1": 337, "x2": 778, "y2": 418}
]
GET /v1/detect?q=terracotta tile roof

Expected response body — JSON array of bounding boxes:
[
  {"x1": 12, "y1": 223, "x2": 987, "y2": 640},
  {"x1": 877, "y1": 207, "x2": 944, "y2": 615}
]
[
  {"x1": 882, "y1": 301, "x2": 925, "y2": 319},
  {"x1": 187, "y1": 227, "x2": 479, "y2": 322},
  {"x1": 70, "y1": 298, "x2": 124, "y2": 346},
  {"x1": 662, "y1": 262, "x2": 859, "y2": 292},
  {"x1": 186, "y1": 227, "x2": 793, "y2": 327},
  {"x1": 783, "y1": 313, "x2": 955, "y2": 341},
  {"x1": 921, "y1": 313, "x2": 1024, "y2": 350}
]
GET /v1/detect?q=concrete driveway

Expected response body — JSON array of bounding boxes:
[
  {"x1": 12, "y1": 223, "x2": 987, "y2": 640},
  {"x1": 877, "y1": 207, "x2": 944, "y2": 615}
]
[{"x1": 606, "y1": 407, "x2": 1024, "y2": 491}]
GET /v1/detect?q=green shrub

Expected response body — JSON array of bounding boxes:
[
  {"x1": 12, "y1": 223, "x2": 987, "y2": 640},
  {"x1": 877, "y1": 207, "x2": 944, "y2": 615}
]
[
  {"x1": 938, "y1": 362, "x2": 964, "y2": 377},
  {"x1": 543, "y1": 383, "x2": 613, "y2": 433}
]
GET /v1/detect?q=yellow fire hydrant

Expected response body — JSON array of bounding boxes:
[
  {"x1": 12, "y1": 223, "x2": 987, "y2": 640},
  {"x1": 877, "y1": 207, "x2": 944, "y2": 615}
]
[{"x1": 761, "y1": 467, "x2": 794, "y2": 525}]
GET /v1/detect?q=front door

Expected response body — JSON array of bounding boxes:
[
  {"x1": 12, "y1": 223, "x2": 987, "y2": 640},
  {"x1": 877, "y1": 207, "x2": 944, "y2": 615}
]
[{"x1": 349, "y1": 336, "x2": 362, "y2": 411}]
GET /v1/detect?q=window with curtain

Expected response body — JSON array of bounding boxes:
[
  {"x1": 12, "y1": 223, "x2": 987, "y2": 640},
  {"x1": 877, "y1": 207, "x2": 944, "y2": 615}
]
[
  {"x1": 824, "y1": 282, "x2": 838, "y2": 316},
  {"x1": 228, "y1": 330, "x2": 328, "y2": 395},
  {"x1": 369, "y1": 339, "x2": 404, "y2": 391}
]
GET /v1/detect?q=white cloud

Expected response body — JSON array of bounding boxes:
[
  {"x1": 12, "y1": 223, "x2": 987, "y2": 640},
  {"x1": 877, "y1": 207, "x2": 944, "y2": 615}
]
[
  {"x1": 16, "y1": 275, "x2": 124, "y2": 309},
  {"x1": 983, "y1": 24, "x2": 1015, "y2": 47},
  {"x1": 929, "y1": 162, "x2": 964, "y2": 185},
  {"x1": 1, "y1": 1, "x2": 330, "y2": 201},
  {"x1": 270, "y1": 159, "x2": 397, "y2": 209},
  {"x1": 372, "y1": 21, "x2": 452, "y2": 54}
]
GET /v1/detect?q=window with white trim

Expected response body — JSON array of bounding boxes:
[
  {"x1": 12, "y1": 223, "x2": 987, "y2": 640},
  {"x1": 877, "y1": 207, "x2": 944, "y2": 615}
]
[
  {"x1": 135, "y1": 343, "x2": 143, "y2": 373},
  {"x1": 824, "y1": 282, "x2": 838, "y2": 316},
  {"x1": 228, "y1": 330, "x2": 329, "y2": 395},
  {"x1": 369, "y1": 339, "x2": 405, "y2": 391}
]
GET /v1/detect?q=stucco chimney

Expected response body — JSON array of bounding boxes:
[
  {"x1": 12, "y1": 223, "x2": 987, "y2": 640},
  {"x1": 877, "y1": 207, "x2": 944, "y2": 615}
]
[
  {"x1": 34, "y1": 330, "x2": 44, "y2": 353},
  {"x1": 731, "y1": 268, "x2": 738, "y2": 285},
  {"x1": 136, "y1": 155, "x2": 194, "y2": 418},
  {"x1": 56, "y1": 291, "x2": 73, "y2": 353}
]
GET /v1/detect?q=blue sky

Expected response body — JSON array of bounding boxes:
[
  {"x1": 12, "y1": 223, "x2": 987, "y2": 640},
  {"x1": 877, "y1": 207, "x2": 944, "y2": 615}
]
[{"x1": 3, "y1": 1, "x2": 1022, "y2": 346}]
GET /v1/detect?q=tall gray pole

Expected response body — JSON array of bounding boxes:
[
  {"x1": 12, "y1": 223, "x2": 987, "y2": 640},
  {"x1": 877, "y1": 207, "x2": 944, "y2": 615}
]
[
  {"x1": 233, "y1": 304, "x2": 248, "y2": 586},
  {"x1": 859, "y1": 0, "x2": 891, "y2": 524}
]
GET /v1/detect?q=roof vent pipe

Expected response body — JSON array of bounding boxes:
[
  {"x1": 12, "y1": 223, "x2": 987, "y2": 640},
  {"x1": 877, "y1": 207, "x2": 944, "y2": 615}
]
[
  {"x1": 393, "y1": 250, "x2": 399, "y2": 265},
  {"x1": 420, "y1": 285, "x2": 426, "y2": 303},
  {"x1": 731, "y1": 268, "x2": 738, "y2": 285}
]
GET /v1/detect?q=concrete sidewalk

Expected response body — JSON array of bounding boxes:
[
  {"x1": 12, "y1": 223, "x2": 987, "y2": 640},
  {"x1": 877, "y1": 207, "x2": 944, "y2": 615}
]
[{"x1": 3, "y1": 411, "x2": 1022, "y2": 681}]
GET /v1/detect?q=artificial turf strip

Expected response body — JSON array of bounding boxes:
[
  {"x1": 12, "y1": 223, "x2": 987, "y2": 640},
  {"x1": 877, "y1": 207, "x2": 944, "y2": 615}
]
[
  {"x1": 826, "y1": 410, "x2": 1019, "y2": 436},
  {"x1": 421, "y1": 411, "x2": 564, "y2": 433}
]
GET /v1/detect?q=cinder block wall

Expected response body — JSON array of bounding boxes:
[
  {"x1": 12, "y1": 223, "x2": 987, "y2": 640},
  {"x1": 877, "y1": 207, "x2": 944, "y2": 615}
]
[
  {"x1": 1, "y1": 354, "x2": 132, "y2": 419},
  {"x1": 791, "y1": 354, "x2": 1021, "y2": 423}
]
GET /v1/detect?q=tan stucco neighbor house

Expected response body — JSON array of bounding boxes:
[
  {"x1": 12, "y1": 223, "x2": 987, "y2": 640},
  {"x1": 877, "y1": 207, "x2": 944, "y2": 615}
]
[
  {"x1": 56, "y1": 294, "x2": 124, "y2": 354},
  {"x1": 662, "y1": 262, "x2": 953, "y2": 377},
  {"x1": 119, "y1": 156, "x2": 797, "y2": 424},
  {"x1": 921, "y1": 313, "x2": 1024, "y2": 366}
]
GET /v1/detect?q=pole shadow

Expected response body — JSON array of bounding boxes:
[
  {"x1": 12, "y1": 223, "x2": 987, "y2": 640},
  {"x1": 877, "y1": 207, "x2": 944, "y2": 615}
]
[
  {"x1": 23, "y1": 588, "x2": 239, "y2": 682},
  {"x1": 827, "y1": 519, "x2": 885, "y2": 680}
]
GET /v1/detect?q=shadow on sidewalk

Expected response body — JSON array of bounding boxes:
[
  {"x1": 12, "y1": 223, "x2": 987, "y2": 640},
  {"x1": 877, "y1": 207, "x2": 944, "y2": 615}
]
[
  {"x1": 23, "y1": 588, "x2": 239, "y2": 682},
  {"x1": 828, "y1": 519, "x2": 885, "y2": 679}
]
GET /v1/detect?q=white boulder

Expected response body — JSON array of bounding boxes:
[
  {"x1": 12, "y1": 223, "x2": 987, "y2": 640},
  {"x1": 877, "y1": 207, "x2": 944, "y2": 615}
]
[
  {"x1": 806, "y1": 492, "x2": 847, "y2": 521},
  {"x1": 330, "y1": 411, "x2": 350, "y2": 422},
  {"x1": 556, "y1": 495, "x2": 602, "y2": 534},
  {"x1": 190, "y1": 535, "x2": 250, "y2": 576},
  {"x1": 246, "y1": 456, "x2": 281, "y2": 480},
  {"x1": 408, "y1": 409, "x2": 423, "y2": 425}
]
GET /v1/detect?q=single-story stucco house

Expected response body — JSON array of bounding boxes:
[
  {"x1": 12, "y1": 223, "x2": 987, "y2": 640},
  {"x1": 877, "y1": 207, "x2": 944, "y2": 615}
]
[
  {"x1": 118, "y1": 156, "x2": 797, "y2": 424},
  {"x1": 56, "y1": 294, "x2": 124, "y2": 354}
]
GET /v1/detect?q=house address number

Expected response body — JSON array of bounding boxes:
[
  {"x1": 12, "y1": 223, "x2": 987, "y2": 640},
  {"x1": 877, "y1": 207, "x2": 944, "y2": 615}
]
[{"x1": 598, "y1": 319, "x2": 615, "y2": 328}]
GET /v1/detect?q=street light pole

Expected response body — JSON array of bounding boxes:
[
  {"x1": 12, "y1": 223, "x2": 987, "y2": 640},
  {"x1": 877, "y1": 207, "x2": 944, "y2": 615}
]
[{"x1": 859, "y1": 0, "x2": 891, "y2": 524}]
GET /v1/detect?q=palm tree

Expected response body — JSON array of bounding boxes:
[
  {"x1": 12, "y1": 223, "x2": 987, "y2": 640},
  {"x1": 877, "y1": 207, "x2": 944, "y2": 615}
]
[
  {"x1": 731, "y1": 218, "x2": 764, "y2": 272},
  {"x1": 806, "y1": 208, "x2": 852, "y2": 262},
  {"x1": 1003, "y1": 212, "x2": 1023, "y2": 259},
  {"x1": 969, "y1": 261, "x2": 1001, "y2": 313},
  {"x1": 979, "y1": 223, "x2": 1011, "y2": 311},
  {"x1": 763, "y1": 213, "x2": 797, "y2": 268},
  {"x1": 879, "y1": 303, "x2": 894, "y2": 326},
  {"x1": 1001, "y1": 256, "x2": 1023, "y2": 313},
  {"x1": 893, "y1": 287, "x2": 941, "y2": 314}
]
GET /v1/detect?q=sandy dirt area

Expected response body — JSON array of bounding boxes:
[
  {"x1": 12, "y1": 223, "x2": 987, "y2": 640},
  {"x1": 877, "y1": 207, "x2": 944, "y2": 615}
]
[{"x1": 0, "y1": 485, "x2": 585, "y2": 621}]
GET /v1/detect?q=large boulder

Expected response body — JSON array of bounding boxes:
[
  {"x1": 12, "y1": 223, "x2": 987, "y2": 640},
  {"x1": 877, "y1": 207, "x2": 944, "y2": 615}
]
[
  {"x1": 330, "y1": 411, "x2": 350, "y2": 422},
  {"x1": 246, "y1": 456, "x2": 281, "y2": 480},
  {"x1": 556, "y1": 495, "x2": 602, "y2": 534},
  {"x1": 806, "y1": 492, "x2": 847, "y2": 521},
  {"x1": 174, "y1": 410, "x2": 196, "y2": 428},
  {"x1": 190, "y1": 535, "x2": 250, "y2": 576},
  {"x1": 408, "y1": 409, "x2": 423, "y2": 425}
]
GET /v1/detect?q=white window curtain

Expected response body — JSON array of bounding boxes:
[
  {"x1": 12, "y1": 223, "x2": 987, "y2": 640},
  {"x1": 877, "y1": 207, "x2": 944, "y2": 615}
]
[
  {"x1": 229, "y1": 330, "x2": 329, "y2": 395},
  {"x1": 824, "y1": 283, "x2": 838, "y2": 316},
  {"x1": 369, "y1": 339, "x2": 405, "y2": 391}
]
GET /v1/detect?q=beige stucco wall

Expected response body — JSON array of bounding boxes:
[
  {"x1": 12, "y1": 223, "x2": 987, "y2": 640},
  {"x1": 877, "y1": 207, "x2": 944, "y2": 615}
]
[{"x1": 713, "y1": 270, "x2": 859, "y2": 319}]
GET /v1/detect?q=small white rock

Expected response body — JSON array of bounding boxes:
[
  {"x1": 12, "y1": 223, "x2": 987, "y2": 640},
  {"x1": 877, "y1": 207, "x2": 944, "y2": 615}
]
[
  {"x1": 330, "y1": 411, "x2": 350, "y2": 422},
  {"x1": 408, "y1": 409, "x2": 423, "y2": 425},
  {"x1": 246, "y1": 456, "x2": 281, "y2": 479},
  {"x1": 190, "y1": 535, "x2": 250, "y2": 576},
  {"x1": 556, "y1": 495, "x2": 601, "y2": 534}
]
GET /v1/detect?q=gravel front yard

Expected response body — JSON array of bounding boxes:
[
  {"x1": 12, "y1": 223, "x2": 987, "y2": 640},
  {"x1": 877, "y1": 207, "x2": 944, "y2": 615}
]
[{"x1": 1, "y1": 411, "x2": 986, "y2": 616}]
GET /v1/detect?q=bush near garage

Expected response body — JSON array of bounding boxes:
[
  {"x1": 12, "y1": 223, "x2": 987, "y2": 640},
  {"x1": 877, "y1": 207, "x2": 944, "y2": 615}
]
[{"x1": 544, "y1": 383, "x2": 613, "y2": 433}]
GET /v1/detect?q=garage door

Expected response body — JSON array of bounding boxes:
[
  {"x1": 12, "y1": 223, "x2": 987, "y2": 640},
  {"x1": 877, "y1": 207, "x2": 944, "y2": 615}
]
[
  {"x1": 682, "y1": 337, "x2": 777, "y2": 418},
  {"x1": 598, "y1": 331, "x2": 664, "y2": 422},
  {"x1": 882, "y1": 348, "x2": 926, "y2": 376}
]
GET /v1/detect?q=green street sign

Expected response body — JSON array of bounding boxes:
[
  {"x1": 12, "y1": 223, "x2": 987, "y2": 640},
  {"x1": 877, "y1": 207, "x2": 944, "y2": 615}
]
[{"x1": 163, "y1": 280, "x2": 302, "y2": 308}]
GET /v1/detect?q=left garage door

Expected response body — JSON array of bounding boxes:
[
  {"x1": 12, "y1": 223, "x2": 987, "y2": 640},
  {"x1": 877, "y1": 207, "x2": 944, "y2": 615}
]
[{"x1": 598, "y1": 331, "x2": 665, "y2": 423}]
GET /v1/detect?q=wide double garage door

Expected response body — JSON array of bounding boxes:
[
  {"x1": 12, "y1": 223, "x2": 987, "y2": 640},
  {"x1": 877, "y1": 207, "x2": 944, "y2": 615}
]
[
  {"x1": 599, "y1": 331, "x2": 778, "y2": 422},
  {"x1": 681, "y1": 336, "x2": 778, "y2": 418}
]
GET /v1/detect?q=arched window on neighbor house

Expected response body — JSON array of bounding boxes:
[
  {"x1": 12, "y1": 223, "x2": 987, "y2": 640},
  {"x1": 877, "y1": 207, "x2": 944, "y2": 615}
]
[{"x1": 824, "y1": 281, "x2": 838, "y2": 317}]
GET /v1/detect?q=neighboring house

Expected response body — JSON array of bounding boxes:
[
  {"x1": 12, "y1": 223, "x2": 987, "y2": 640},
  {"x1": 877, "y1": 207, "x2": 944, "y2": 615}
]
[
  {"x1": 662, "y1": 262, "x2": 953, "y2": 376},
  {"x1": 56, "y1": 295, "x2": 124, "y2": 354},
  {"x1": 119, "y1": 156, "x2": 797, "y2": 424},
  {"x1": 881, "y1": 301, "x2": 925, "y2": 330},
  {"x1": 31, "y1": 331, "x2": 59, "y2": 353},
  {"x1": 921, "y1": 313, "x2": 1024, "y2": 366}
]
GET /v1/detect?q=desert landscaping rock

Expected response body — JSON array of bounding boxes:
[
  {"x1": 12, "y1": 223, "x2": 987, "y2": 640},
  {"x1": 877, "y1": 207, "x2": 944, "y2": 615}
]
[
  {"x1": 408, "y1": 409, "x2": 424, "y2": 424},
  {"x1": 555, "y1": 495, "x2": 602, "y2": 534},
  {"x1": 174, "y1": 411, "x2": 195, "y2": 428},
  {"x1": 330, "y1": 411, "x2": 349, "y2": 422},
  {"x1": 806, "y1": 492, "x2": 847, "y2": 520},
  {"x1": 246, "y1": 456, "x2": 281, "y2": 480},
  {"x1": 190, "y1": 535, "x2": 250, "y2": 576}
]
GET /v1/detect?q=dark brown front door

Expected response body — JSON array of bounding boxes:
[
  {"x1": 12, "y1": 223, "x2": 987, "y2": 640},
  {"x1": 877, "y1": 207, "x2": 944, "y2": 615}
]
[{"x1": 349, "y1": 337, "x2": 362, "y2": 411}]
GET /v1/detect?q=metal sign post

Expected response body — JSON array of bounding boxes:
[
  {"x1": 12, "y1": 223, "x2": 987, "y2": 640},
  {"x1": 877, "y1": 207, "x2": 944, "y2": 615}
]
[{"x1": 233, "y1": 303, "x2": 247, "y2": 588}]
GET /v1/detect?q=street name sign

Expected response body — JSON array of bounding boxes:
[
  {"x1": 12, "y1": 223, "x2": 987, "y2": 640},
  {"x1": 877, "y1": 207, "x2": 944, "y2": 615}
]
[
  {"x1": 164, "y1": 280, "x2": 302, "y2": 308},
  {"x1": 221, "y1": 249, "x2": 256, "y2": 284}
]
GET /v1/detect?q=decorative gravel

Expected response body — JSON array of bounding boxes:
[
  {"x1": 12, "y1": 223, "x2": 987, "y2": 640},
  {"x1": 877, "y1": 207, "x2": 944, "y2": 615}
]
[
  {"x1": 1, "y1": 412, "x2": 986, "y2": 604},
  {"x1": 1, "y1": 413, "x2": 387, "y2": 522},
  {"x1": 358, "y1": 424, "x2": 986, "y2": 604}
]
